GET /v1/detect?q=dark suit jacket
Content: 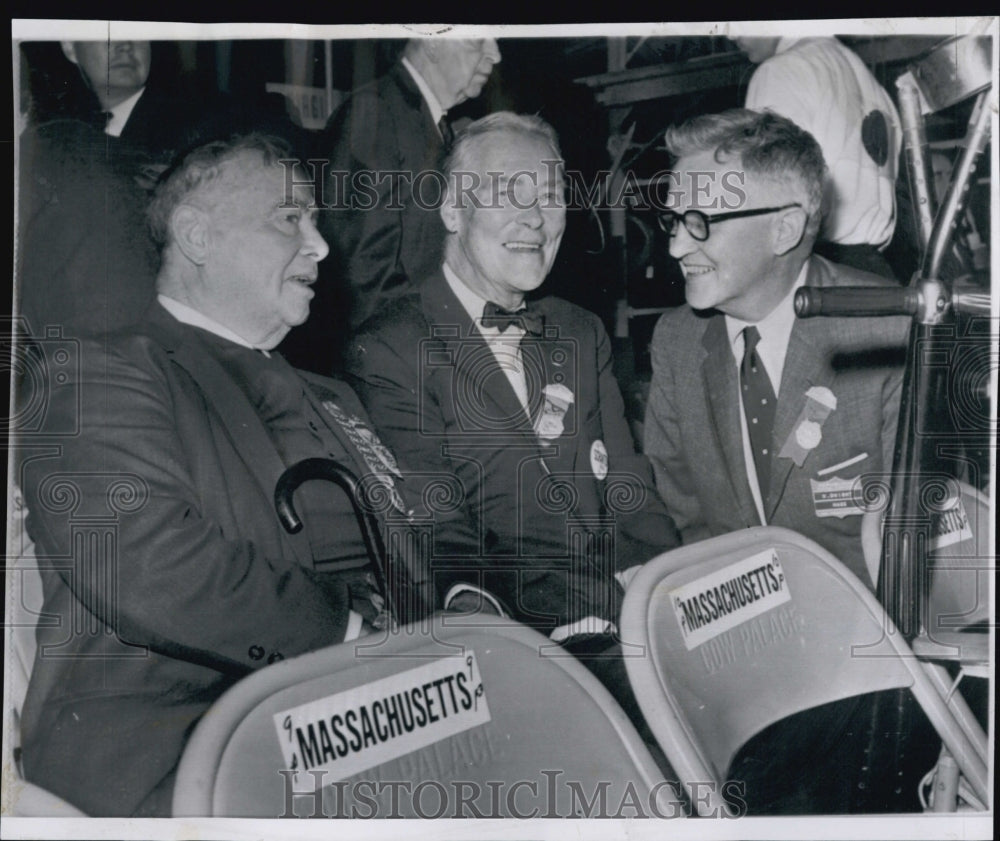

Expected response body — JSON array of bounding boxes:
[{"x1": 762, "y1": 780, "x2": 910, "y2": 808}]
[
  {"x1": 644, "y1": 256, "x2": 910, "y2": 585},
  {"x1": 17, "y1": 304, "x2": 408, "y2": 816},
  {"x1": 283, "y1": 65, "x2": 446, "y2": 373},
  {"x1": 16, "y1": 119, "x2": 159, "y2": 339},
  {"x1": 346, "y1": 271, "x2": 679, "y2": 633}
]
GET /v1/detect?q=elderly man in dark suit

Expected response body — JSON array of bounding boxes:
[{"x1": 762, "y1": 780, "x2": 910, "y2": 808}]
[
  {"x1": 643, "y1": 109, "x2": 912, "y2": 813},
  {"x1": 644, "y1": 109, "x2": 908, "y2": 588},
  {"x1": 16, "y1": 135, "x2": 438, "y2": 817},
  {"x1": 285, "y1": 38, "x2": 501, "y2": 372},
  {"x1": 347, "y1": 112, "x2": 679, "y2": 660}
]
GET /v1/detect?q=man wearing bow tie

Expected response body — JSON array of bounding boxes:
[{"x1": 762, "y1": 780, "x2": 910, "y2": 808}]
[
  {"x1": 16, "y1": 134, "x2": 441, "y2": 816},
  {"x1": 347, "y1": 112, "x2": 679, "y2": 654}
]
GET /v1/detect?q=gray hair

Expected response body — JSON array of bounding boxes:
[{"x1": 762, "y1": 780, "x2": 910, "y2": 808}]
[
  {"x1": 443, "y1": 111, "x2": 563, "y2": 181},
  {"x1": 147, "y1": 133, "x2": 296, "y2": 247},
  {"x1": 665, "y1": 108, "x2": 826, "y2": 235}
]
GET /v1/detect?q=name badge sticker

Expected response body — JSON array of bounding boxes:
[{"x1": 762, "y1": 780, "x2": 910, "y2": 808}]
[
  {"x1": 590, "y1": 439, "x2": 608, "y2": 480},
  {"x1": 274, "y1": 653, "x2": 490, "y2": 782},
  {"x1": 670, "y1": 548, "x2": 791, "y2": 650},
  {"x1": 810, "y1": 475, "x2": 865, "y2": 518},
  {"x1": 930, "y1": 495, "x2": 974, "y2": 551}
]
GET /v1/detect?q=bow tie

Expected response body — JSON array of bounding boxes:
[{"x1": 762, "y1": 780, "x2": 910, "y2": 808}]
[{"x1": 481, "y1": 301, "x2": 544, "y2": 336}]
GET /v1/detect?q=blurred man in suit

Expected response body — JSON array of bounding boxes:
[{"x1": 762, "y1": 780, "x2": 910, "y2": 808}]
[
  {"x1": 60, "y1": 40, "x2": 152, "y2": 138},
  {"x1": 59, "y1": 39, "x2": 261, "y2": 164},
  {"x1": 347, "y1": 112, "x2": 679, "y2": 657},
  {"x1": 286, "y1": 38, "x2": 501, "y2": 372},
  {"x1": 17, "y1": 134, "x2": 436, "y2": 816}
]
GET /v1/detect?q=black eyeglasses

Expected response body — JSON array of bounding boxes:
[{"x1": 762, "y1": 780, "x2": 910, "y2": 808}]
[{"x1": 657, "y1": 203, "x2": 803, "y2": 242}]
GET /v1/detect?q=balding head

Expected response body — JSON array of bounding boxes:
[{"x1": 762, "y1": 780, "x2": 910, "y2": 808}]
[{"x1": 403, "y1": 38, "x2": 501, "y2": 111}]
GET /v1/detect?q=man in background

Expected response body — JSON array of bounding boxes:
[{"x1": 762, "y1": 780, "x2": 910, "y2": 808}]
[
  {"x1": 735, "y1": 36, "x2": 901, "y2": 279},
  {"x1": 286, "y1": 38, "x2": 501, "y2": 372}
]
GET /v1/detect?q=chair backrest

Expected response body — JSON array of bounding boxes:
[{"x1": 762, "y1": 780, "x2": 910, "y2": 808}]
[
  {"x1": 860, "y1": 479, "x2": 992, "y2": 634},
  {"x1": 4, "y1": 488, "x2": 87, "y2": 817},
  {"x1": 925, "y1": 481, "x2": 991, "y2": 634},
  {"x1": 621, "y1": 526, "x2": 989, "y2": 815},
  {"x1": 173, "y1": 614, "x2": 686, "y2": 819}
]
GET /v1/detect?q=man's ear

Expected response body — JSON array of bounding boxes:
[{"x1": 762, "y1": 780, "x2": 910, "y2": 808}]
[
  {"x1": 439, "y1": 188, "x2": 460, "y2": 233},
  {"x1": 170, "y1": 204, "x2": 211, "y2": 265},
  {"x1": 60, "y1": 41, "x2": 78, "y2": 65},
  {"x1": 773, "y1": 206, "x2": 808, "y2": 256}
]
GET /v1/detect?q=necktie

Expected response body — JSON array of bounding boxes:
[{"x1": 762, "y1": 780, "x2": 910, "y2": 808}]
[
  {"x1": 437, "y1": 116, "x2": 455, "y2": 149},
  {"x1": 86, "y1": 108, "x2": 113, "y2": 131},
  {"x1": 740, "y1": 326, "x2": 777, "y2": 503},
  {"x1": 481, "y1": 301, "x2": 544, "y2": 336}
]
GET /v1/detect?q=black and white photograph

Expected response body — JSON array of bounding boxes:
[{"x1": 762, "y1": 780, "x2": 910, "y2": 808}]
[{"x1": 3, "y1": 18, "x2": 996, "y2": 840}]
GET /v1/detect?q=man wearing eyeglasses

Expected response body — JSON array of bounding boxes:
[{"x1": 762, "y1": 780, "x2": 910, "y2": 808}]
[
  {"x1": 644, "y1": 109, "x2": 916, "y2": 814},
  {"x1": 645, "y1": 109, "x2": 909, "y2": 593}
]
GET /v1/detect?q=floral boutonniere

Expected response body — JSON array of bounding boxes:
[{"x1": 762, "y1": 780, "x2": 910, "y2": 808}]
[
  {"x1": 778, "y1": 386, "x2": 837, "y2": 466},
  {"x1": 534, "y1": 384, "x2": 574, "y2": 443}
]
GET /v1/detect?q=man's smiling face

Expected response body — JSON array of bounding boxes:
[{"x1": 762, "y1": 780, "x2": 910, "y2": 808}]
[
  {"x1": 442, "y1": 129, "x2": 566, "y2": 310},
  {"x1": 668, "y1": 150, "x2": 784, "y2": 320}
]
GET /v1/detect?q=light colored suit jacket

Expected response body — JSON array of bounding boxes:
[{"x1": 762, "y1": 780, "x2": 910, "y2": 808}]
[{"x1": 644, "y1": 256, "x2": 910, "y2": 585}]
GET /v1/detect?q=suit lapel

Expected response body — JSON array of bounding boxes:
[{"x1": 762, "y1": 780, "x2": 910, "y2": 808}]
[
  {"x1": 767, "y1": 261, "x2": 841, "y2": 519},
  {"x1": 421, "y1": 273, "x2": 535, "y2": 434},
  {"x1": 524, "y1": 299, "x2": 576, "y2": 469},
  {"x1": 148, "y1": 307, "x2": 313, "y2": 563},
  {"x1": 296, "y1": 370, "x2": 393, "y2": 486},
  {"x1": 701, "y1": 316, "x2": 760, "y2": 526}
]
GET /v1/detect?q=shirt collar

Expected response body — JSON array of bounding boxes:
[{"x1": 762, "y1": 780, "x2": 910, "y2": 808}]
[
  {"x1": 725, "y1": 261, "x2": 808, "y2": 343},
  {"x1": 724, "y1": 260, "x2": 809, "y2": 379},
  {"x1": 400, "y1": 57, "x2": 446, "y2": 127},
  {"x1": 105, "y1": 87, "x2": 145, "y2": 137},
  {"x1": 157, "y1": 294, "x2": 271, "y2": 356},
  {"x1": 443, "y1": 263, "x2": 490, "y2": 324},
  {"x1": 442, "y1": 263, "x2": 527, "y2": 336}
]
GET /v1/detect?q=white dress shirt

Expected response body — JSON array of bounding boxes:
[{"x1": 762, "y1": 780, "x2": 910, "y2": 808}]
[
  {"x1": 400, "y1": 56, "x2": 446, "y2": 135},
  {"x1": 443, "y1": 264, "x2": 533, "y2": 420},
  {"x1": 105, "y1": 87, "x2": 145, "y2": 138},
  {"x1": 723, "y1": 262, "x2": 808, "y2": 524}
]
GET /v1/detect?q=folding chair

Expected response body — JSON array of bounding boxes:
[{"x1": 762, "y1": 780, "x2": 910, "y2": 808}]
[
  {"x1": 620, "y1": 526, "x2": 989, "y2": 817},
  {"x1": 3, "y1": 488, "x2": 88, "y2": 817},
  {"x1": 861, "y1": 480, "x2": 991, "y2": 764},
  {"x1": 173, "y1": 613, "x2": 686, "y2": 818},
  {"x1": 911, "y1": 482, "x2": 991, "y2": 810}
]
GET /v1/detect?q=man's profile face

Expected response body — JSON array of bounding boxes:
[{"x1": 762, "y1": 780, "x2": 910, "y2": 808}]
[
  {"x1": 668, "y1": 150, "x2": 784, "y2": 320},
  {"x1": 436, "y1": 39, "x2": 501, "y2": 108},
  {"x1": 62, "y1": 40, "x2": 151, "y2": 106},
  {"x1": 202, "y1": 153, "x2": 329, "y2": 349},
  {"x1": 443, "y1": 130, "x2": 566, "y2": 309}
]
